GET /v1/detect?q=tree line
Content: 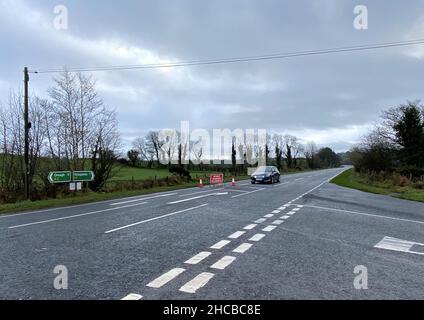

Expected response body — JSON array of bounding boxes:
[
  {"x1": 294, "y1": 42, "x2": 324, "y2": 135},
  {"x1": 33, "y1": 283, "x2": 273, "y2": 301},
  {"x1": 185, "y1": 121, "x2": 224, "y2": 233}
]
[
  {"x1": 350, "y1": 101, "x2": 424, "y2": 180},
  {"x1": 127, "y1": 132, "x2": 342, "y2": 175}
]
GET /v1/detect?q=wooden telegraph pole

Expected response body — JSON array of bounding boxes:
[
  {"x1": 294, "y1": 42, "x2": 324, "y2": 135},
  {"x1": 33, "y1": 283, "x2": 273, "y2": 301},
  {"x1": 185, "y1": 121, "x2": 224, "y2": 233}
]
[{"x1": 23, "y1": 67, "x2": 30, "y2": 200}]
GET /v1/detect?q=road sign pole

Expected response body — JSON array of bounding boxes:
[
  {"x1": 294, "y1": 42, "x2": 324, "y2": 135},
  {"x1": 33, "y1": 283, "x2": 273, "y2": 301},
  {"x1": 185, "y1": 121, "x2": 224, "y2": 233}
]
[{"x1": 24, "y1": 67, "x2": 30, "y2": 200}]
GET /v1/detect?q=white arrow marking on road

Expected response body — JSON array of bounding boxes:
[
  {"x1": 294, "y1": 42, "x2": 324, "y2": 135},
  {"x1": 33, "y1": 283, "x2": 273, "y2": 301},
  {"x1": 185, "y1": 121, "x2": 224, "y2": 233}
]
[{"x1": 375, "y1": 237, "x2": 424, "y2": 256}]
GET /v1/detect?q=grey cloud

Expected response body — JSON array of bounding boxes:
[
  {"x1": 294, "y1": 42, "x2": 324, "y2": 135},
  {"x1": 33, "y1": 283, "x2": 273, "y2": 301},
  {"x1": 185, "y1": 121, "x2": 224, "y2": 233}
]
[{"x1": 2, "y1": 0, "x2": 424, "y2": 152}]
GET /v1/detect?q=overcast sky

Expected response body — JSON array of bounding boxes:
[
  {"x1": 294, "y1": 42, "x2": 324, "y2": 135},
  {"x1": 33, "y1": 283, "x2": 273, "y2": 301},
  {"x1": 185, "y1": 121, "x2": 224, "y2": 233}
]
[{"x1": 1, "y1": 0, "x2": 424, "y2": 152}]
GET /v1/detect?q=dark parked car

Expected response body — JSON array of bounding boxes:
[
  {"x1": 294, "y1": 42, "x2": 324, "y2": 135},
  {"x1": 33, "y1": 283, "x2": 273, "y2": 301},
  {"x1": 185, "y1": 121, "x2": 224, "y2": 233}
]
[{"x1": 251, "y1": 166, "x2": 281, "y2": 184}]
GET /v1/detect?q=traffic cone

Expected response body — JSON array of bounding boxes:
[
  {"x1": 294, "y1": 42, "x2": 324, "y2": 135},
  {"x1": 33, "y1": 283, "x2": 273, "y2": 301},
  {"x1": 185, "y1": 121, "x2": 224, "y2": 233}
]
[
  {"x1": 231, "y1": 177, "x2": 236, "y2": 187},
  {"x1": 199, "y1": 179, "x2": 204, "y2": 188}
]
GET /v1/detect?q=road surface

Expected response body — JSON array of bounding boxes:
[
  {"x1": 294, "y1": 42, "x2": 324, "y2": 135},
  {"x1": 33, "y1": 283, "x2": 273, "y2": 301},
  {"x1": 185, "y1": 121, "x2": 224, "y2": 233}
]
[{"x1": 0, "y1": 167, "x2": 423, "y2": 300}]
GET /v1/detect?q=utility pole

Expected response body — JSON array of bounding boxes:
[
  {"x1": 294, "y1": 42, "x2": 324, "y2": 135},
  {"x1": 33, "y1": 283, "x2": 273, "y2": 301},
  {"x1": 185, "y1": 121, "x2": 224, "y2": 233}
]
[{"x1": 24, "y1": 67, "x2": 30, "y2": 200}]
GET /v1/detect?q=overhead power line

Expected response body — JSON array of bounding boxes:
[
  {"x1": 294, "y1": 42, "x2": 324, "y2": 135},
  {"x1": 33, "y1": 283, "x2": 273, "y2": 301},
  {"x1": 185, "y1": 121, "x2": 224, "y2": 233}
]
[{"x1": 31, "y1": 38, "x2": 424, "y2": 74}]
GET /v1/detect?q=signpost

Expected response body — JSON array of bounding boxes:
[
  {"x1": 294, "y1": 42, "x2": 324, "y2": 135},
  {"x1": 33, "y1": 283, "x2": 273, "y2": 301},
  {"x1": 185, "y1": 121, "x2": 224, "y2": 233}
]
[
  {"x1": 73, "y1": 171, "x2": 95, "y2": 182},
  {"x1": 48, "y1": 171, "x2": 72, "y2": 184},
  {"x1": 48, "y1": 171, "x2": 94, "y2": 192}
]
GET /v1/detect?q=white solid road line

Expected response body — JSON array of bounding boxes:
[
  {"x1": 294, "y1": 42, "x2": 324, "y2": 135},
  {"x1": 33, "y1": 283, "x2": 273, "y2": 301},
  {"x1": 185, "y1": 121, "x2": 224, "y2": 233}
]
[
  {"x1": 110, "y1": 193, "x2": 178, "y2": 206},
  {"x1": 249, "y1": 234, "x2": 266, "y2": 242},
  {"x1": 168, "y1": 193, "x2": 228, "y2": 205},
  {"x1": 210, "y1": 240, "x2": 231, "y2": 249},
  {"x1": 147, "y1": 268, "x2": 186, "y2": 288},
  {"x1": 228, "y1": 231, "x2": 246, "y2": 239},
  {"x1": 375, "y1": 236, "x2": 424, "y2": 256},
  {"x1": 262, "y1": 225, "x2": 277, "y2": 232},
  {"x1": 8, "y1": 202, "x2": 148, "y2": 229},
  {"x1": 231, "y1": 188, "x2": 265, "y2": 199},
  {"x1": 178, "y1": 189, "x2": 222, "y2": 197},
  {"x1": 121, "y1": 293, "x2": 143, "y2": 300},
  {"x1": 210, "y1": 256, "x2": 237, "y2": 270},
  {"x1": 230, "y1": 189, "x2": 252, "y2": 194},
  {"x1": 300, "y1": 204, "x2": 424, "y2": 225},
  {"x1": 233, "y1": 243, "x2": 253, "y2": 253},
  {"x1": 243, "y1": 224, "x2": 257, "y2": 230},
  {"x1": 185, "y1": 251, "x2": 212, "y2": 265},
  {"x1": 0, "y1": 191, "x2": 180, "y2": 219},
  {"x1": 179, "y1": 272, "x2": 215, "y2": 294},
  {"x1": 105, "y1": 204, "x2": 209, "y2": 234}
]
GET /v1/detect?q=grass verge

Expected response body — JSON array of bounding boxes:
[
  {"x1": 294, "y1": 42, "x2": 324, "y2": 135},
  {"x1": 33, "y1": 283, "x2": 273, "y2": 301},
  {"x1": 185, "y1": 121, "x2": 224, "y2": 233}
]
[{"x1": 331, "y1": 168, "x2": 424, "y2": 203}]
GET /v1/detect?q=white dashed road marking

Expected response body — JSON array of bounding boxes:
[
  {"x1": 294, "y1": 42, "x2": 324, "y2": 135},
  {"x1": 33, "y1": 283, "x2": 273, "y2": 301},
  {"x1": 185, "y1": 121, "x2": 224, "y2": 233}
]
[
  {"x1": 210, "y1": 256, "x2": 237, "y2": 270},
  {"x1": 233, "y1": 243, "x2": 253, "y2": 253},
  {"x1": 272, "y1": 210, "x2": 281, "y2": 214},
  {"x1": 263, "y1": 225, "x2": 277, "y2": 232},
  {"x1": 255, "y1": 218, "x2": 267, "y2": 224},
  {"x1": 121, "y1": 293, "x2": 143, "y2": 300},
  {"x1": 249, "y1": 234, "x2": 266, "y2": 242},
  {"x1": 147, "y1": 268, "x2": 186, "y2": 288},
  {"x1": 272, "y1": 220, "x2": 284, "y2": 225},
  {"x1": 211, "y1": 240, "x2": 231, "y2": 250},
  {"x1": 179, "y1": 272, "x2": 215, "y2": 294},
  {"x1": 281, "y1": 215, "x2": 291, "y2": 220},
  {"x1": 264, "y1": 214, "x2": 274, "y2": 218},
  {"x1": 229, "y1": 231, "x2": 246, "y2": 239},
  {"x1": 244, "y1": 224, "x2": 257, "y2": 230},
  {"x1": 185, "y1": 252, "x2": 212, "y2": 265}
]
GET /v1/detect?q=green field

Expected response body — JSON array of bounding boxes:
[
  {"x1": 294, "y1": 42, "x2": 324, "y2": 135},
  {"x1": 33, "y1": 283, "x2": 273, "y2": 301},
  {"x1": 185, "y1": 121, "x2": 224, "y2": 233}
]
[
  {"x1": 110, "y1": 165, "x2": 226, "y2": 181},
  {"x1": 331, "y1": 168, "x2": 424, "y2": 203}
]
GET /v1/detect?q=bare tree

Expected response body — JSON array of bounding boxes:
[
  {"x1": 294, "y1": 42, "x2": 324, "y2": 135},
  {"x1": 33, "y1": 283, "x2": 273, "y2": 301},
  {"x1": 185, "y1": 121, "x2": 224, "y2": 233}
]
[{"x1": 304, "y1": 141, "x2": 318, "y2": 169}]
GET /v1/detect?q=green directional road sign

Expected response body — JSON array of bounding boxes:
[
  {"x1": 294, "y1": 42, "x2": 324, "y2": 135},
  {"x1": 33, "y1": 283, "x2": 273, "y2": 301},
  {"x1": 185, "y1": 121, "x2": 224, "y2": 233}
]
[
  {"x1": 73, "y1": 171, "x2": 95, "y2": 182},
  {"x1": 48, "y1": 171, "x2": 72, "y2": 184}
]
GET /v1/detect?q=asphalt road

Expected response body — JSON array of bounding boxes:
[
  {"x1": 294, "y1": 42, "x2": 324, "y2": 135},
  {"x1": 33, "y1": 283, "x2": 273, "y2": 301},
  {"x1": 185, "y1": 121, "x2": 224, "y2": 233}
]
[{"x1": 0, "y1": 167, "x2": 423, "y2": 300}]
